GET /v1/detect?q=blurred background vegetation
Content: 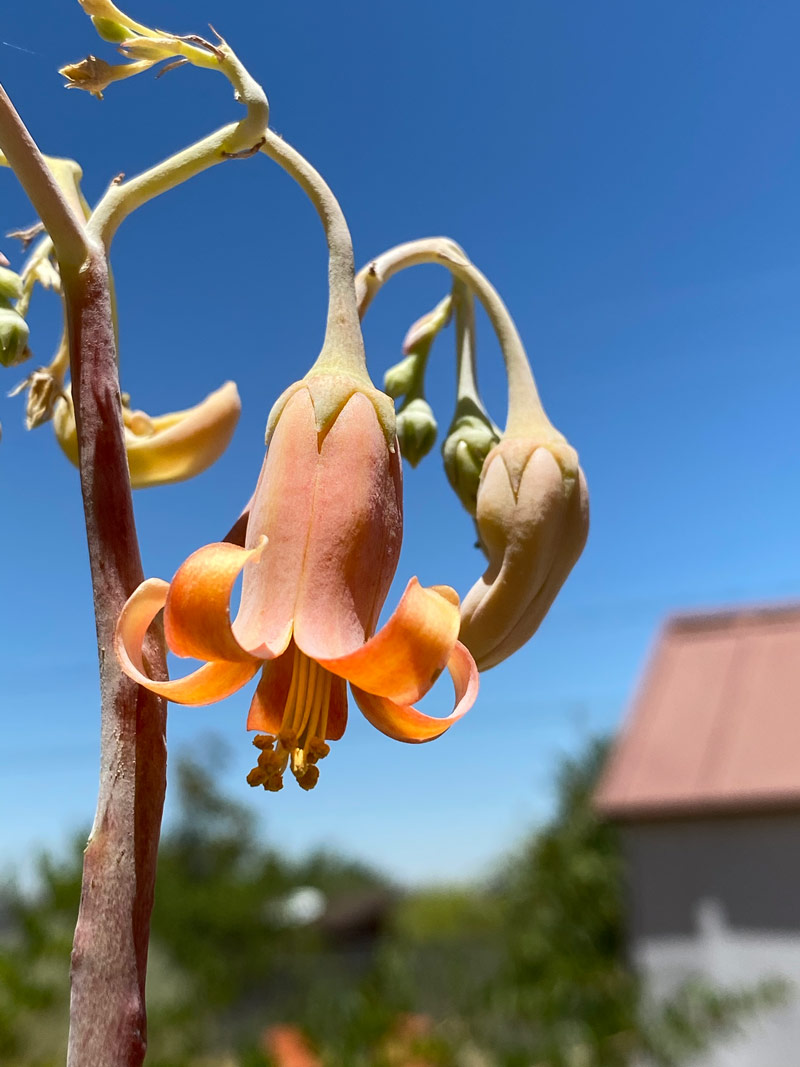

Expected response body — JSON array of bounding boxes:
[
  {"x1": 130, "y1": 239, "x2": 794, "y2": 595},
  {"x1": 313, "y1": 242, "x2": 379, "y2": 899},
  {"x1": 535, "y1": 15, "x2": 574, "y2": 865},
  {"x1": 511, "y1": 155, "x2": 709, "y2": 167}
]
[{"x1": 0, "y1": 738, "x2": 785, "y2": 1067}]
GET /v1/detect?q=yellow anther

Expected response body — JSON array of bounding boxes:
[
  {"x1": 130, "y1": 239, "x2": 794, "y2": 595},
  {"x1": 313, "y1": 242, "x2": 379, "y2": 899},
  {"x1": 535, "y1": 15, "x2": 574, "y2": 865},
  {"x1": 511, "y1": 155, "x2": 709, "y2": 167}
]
[
  {"x1": 296, "y1": 765, "x2": 320, "y2": 791},
  {"x1": 257, "y1": 749, "x2": 281, "y2": 771},
  {"x1": 246, "y1": 767, "x2": 268, "y2": 788},
  {"x1": 252, "y1": 734, "x2": 275, "y2": 750},
  {"x1": 247, "y1": 646, "x2": 338, "y2": 794},
  {"x1": 307, "y1": 739, "x2": 330, "y2": 763}
]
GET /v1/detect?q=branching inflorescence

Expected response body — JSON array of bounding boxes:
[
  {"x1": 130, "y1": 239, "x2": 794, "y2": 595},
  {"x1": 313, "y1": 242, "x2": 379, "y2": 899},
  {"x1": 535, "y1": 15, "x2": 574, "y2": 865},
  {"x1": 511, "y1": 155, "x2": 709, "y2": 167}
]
[{"x1": 0, "y1": 2, "x2": 588, "y2": 1063}]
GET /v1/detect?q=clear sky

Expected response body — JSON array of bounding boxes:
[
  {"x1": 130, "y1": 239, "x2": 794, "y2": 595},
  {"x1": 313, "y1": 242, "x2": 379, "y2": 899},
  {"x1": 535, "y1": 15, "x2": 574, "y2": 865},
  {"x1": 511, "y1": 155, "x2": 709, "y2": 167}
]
[{"x1": 2, "y1": 1, "x2": 800, "y2": 886}]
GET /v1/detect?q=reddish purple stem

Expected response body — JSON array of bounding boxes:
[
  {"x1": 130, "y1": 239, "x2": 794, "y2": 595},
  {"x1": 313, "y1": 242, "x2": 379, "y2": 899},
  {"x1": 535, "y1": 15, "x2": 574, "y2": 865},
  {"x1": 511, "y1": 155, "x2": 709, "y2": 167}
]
[{"x1": 63, "y1": 252, "x2": 168, "y2": 1067}]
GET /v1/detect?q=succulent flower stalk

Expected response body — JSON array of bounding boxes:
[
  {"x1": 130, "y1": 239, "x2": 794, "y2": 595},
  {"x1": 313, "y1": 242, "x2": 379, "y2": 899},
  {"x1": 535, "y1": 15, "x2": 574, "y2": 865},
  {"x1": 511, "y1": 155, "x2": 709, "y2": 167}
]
[
  {"x1": 441, "y1": 281, "x2": 499, "y2": 515},
  {"x1": 386, "y1": 295, "x2": 450, "y2": 466}
]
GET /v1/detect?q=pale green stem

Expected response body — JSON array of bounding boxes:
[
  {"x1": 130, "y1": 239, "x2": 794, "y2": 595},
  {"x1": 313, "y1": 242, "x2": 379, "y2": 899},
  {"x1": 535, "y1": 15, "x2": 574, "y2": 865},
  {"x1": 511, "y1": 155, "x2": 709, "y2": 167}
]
[
  {"x1": 89, "y1": 122, "x2": 240, "y2": 246},
  {"x1": 49, "y1": 328, "x2": 70, "y2": 384},
  {"x1": 3, "y1": 155, "x2": 120, "y2": 353},
  {"x1": 73, "y1": 13, "x2": 363, "y2": 379},
  {"x1": 86, "y1": 122, "x2": 366, "y2": 382},
  {"x1": 405, "y1": 344, "x2": 431, "y2": 401},
  {"x1": 451, "y1": 278, "x2": 496, "y2": 425},
  {"x1": 89, "y1": 34, "x2": 269, "y2": 245},
  {"x1": 260, "y1": 130, "x2": 367, "y2": 381},
  {"x1": 356, "y1": 237, "x2": 557, "y2": 439}
]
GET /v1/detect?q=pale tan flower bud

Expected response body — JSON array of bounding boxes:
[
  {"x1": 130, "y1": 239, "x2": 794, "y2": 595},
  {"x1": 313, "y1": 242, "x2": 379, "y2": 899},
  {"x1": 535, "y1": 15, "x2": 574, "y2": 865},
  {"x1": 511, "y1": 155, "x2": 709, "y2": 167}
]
[
  {"x1": 53, "y1": 381, "x2": 241, "y2": 488},
  {"x1": 459, "y1": 437, "x2": 589, "y2": 670}
]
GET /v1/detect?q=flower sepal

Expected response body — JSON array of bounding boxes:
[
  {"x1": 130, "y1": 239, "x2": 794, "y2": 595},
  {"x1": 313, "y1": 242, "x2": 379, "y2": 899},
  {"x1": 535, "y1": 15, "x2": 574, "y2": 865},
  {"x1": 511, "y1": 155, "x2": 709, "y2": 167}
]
[{"x1": 265, "y1": 371, "x2": 396, "y2": 451}]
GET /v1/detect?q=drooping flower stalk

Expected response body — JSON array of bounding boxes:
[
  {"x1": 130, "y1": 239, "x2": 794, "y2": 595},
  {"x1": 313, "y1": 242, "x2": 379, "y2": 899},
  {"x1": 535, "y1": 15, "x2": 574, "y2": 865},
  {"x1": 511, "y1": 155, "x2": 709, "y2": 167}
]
[
  {"x1": 259, "y1": 129, "x2": 368, "y2": 382},
  {"x1": 441, "y1": 280, "x2": 500, "y2": 515},
  {"x1": 355, "y1": 237, "x2": 560, "y2": 441}
]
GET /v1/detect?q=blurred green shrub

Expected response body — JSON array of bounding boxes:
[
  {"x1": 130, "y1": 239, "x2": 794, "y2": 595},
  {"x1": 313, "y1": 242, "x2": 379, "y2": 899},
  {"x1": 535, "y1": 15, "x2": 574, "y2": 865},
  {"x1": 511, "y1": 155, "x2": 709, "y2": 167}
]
[{"x1": 0, "y1": 738, "x2": 787, "y2": 1067}]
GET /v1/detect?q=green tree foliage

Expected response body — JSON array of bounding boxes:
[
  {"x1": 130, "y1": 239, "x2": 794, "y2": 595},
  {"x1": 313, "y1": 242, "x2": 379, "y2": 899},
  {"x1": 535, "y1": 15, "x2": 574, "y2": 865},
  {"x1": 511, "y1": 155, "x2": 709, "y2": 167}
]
[
  {"x1": 470, "y1": 740, "x2": 787, "y2": 1066},
  {"x1": 0, "y1": 737, "x2": 787, "y2": 1066}
]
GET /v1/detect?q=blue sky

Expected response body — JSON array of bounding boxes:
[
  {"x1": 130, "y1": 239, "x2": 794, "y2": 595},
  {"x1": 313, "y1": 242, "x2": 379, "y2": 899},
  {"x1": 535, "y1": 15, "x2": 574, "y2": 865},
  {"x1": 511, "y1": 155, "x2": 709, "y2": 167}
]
[{"x1": 2, "y1": 0, "x2": 800, "y2": 885}]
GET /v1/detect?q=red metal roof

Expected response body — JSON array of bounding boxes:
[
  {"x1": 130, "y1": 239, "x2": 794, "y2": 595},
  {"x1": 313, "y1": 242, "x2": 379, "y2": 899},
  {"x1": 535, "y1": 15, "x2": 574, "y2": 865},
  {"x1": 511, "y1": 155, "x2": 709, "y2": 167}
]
[{"x1": 595, "y1": 603, "x2": 800, "y2": 820}]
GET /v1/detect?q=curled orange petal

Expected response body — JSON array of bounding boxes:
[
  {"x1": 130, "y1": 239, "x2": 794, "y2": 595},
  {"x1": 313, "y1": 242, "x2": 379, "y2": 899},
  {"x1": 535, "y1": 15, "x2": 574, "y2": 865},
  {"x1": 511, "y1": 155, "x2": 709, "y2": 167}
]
[
  {"x1": 165, "y1": 539, "x2": 265, "y2": 663},
  {"x1": 310, "y1": 578, "x2": 460, "y2": 705},
  {"x1": 115, "y1": 577, "x2": 260, "y2": 706},
  {"x1": 350, "y1": 640, "x2": 478, "y2": 743}
]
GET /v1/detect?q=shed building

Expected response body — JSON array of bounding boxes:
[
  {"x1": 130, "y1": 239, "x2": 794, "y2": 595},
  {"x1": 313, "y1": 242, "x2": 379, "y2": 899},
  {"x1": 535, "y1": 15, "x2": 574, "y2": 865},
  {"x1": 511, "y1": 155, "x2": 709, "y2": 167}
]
[{"x1": 595, "y1": 603, "x2": 800, "y2": 1067}]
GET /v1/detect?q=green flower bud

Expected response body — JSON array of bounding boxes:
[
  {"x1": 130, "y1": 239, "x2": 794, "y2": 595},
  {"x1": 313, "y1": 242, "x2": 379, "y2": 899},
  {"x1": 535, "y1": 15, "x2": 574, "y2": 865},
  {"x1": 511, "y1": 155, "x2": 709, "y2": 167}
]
[
  {"x1": 383, "y1": 354, "x2": 419, "y2": 400},
  {"x1": 91, "y1": 16, "x2": 132, "y2": 43},
  {"x1": 442, "y1": 411, "x2": 500, "y2": 516},
  {"x1": 396, "y1": 397, "x2": 438, "y2": 467},
  {"x1": 0, "y1": 267, "x2": 23, "y2": 303},
  {"x1": 0, "y1": 308, "x2": 30, "y2": 368}
]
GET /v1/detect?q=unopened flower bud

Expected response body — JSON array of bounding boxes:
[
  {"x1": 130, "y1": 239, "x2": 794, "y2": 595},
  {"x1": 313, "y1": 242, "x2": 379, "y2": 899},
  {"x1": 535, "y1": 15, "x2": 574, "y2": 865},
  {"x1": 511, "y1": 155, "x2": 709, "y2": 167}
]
[
  {"x1": 442, "y1": 411, "x2": 500, "y2": 516},
  {"x1": 118, "y1": 36, "x2": 178, "y2": 62},
  {"x1": 91, "y1": 16, "x2": 131, "y2": 42},
  {"x1": 402, "y1": 295, "x2": 451, "y2": 355},
  {"x1": 396, "y1": 397, "x2": 437, "y2": 467},
  {"x1": 0, "y1": 308, "x2": 30, "y2": 367},
  {"x1": 54, "y1": 381, "x2": 241, "y2": 488},
  {"x1": 77, "y1": 0, "x2": 126, "y2": 16},
  {"x1": 383, "y1": 354, "x2": 418, "y2": 400},
  {"x1": 459, "y1": 437, "x2": 589, "y2": 670},
  {"x1": 0, "y1": 267, "x2": 23, "y2": 303}
]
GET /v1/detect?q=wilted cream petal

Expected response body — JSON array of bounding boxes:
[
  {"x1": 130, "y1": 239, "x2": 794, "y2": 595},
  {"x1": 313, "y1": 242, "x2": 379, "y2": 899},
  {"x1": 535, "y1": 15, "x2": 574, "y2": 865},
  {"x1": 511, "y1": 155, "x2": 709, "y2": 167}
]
[{"x1": 53, "y1": 381, "x2": 240, "y2": 487}]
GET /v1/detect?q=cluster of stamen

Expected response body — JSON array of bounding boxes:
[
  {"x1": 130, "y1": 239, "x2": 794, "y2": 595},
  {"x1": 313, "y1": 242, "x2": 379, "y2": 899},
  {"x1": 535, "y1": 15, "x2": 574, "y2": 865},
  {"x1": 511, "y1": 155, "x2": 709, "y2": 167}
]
[{"x1": 247, "y1": 648, "x2": 332, "y2": 792}]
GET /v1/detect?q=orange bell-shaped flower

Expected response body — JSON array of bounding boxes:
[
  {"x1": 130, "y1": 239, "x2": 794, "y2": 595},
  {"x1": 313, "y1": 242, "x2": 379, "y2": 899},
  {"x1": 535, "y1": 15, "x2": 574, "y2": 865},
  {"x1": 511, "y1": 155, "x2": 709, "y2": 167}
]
[{"x1": 115, "y1": 372, "x2": 478, "y2": 791}]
